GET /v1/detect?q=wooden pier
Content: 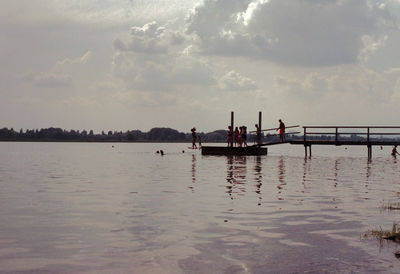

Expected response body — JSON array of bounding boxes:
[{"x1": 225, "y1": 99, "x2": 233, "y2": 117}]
[
  {"x1": 201, "y1": 146, "x2": 268, "y2": 156},
  {"x1": 202, "y1": 111, "x2": 268, "y2": 156},
  {"x1": 288, "y1": 126, "x2": 400, "y2": 158},
  {"x1": 200, "y1": 111, "x2": 400, "y2": 158}
]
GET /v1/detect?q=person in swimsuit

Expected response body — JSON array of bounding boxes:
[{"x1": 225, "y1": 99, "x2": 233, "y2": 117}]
[
  {"x1": 277, "y1": 119, "x2": 285, "y2": 142},
  {"x1": 191, "y1": 127, "x2": 197, "y2": 149},
  {"x1": 234, "y1": 127, "x2": 239, "y2": 147},
  {"x1": 241, "y1": 126, "x2": 248, "y2": 147},
  {"x1": 227, "y1": 126, "x2": 233, "y2": 147},
  {"x1": 255, "y1": 124, "x2": 262, "y2": 145}
]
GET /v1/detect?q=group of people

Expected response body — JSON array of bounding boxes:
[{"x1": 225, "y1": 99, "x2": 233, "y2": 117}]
[
  {"x1": 190, "y1": 119, "x2": 286, "y2": 149},
  {"x1": 227, "y1": 119, "x2": 286, "y2": 147},
  {"x1": 227, "y1": 126, "x2": 248, "y2": 147}
]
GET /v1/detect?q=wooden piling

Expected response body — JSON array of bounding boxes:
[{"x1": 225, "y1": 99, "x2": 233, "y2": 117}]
[{"x1": 230, "y1": 111, "x2": 234, "y2": 147}]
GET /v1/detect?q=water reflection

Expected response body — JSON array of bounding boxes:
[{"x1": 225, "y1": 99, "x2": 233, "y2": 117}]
[
  {"x1": 333, "y1": 159, "x2": 339, "y2": 187},
  {"x1": 226, "y1": 156, "x2": 247, "y2": 200},
  {"x1": 254, "y1": 156, "x2": 262, "y2": 206},
  {"x1": 277, "y1": 156, "x2": 286, "y2": 200},
  {"x1": 189, "y1": 154, "x2": 196, "y2": 191}
]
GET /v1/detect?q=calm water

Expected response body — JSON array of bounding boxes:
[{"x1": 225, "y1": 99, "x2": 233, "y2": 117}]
[{"x1": 1, "y1": 142, "x2": 400, "y2": 273}]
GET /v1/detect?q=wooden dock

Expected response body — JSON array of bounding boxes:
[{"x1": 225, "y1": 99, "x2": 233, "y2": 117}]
[
  {"x1": 199, "y1": 111, "x2": 400, "y2": 158},
  {"x1": 201, "y1": 145, "x2": 268, "y2": 156},
  {"x1": 288, "y1": 126, "x2": 400, "y2": 158}
]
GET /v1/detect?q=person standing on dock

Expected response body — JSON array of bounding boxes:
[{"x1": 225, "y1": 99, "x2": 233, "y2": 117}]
[
  {"x1": 198, "y1": 135, "x2": 202, "y2": 149},
  {"x1": 241, "y1": 126, "x2": 248, "y2": 147},
  {"x1": 227, "y1": 126, "x2": 233, "y2": 147},
  {"x1": 191, "y1": 127, "x2": 197, "y2": 149},
  {"x1": 277, "y1": 119, "x2": 285, "y2": 142},
  {"x1": 255, "y1": 124, "x2": 262, "y2": 145},
  {"x1": 234, "y1": 127, "x2": 239, "y2": 147}
]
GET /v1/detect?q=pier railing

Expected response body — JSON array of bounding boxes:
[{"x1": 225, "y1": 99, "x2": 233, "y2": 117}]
[
  {"x1": 302, "y1": 126, "x2": 400, "y2": 143},
  {"x1": 291, "y1": 126, "x2": 400, "y2": 158}
]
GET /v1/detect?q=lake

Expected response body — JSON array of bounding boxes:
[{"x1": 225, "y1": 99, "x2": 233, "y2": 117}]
[{"x1": 0, "y1": 142, "x2": 400, "y2": 273}]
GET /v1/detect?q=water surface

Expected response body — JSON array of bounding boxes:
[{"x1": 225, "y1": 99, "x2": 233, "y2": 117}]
[{"x1": 1, "y1": 142, "x2": 400, "y2": 273}]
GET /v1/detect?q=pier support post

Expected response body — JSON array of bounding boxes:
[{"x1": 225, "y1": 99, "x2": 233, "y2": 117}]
[
  {"x1": 309, "y1": 145, "x2": 312, "y2": 157},
  {"x1": 230, "y1": 111, "x2": 234, "y2": 147}
]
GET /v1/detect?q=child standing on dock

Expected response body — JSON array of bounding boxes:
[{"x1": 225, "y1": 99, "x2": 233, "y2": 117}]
[
  {"x1": 227, "y1": 126, "x2": 233, "y2": 147},
  {"x1": 241, "y1": 126, "x2": 248, "y2": 147},
  {"x1": 255, "y1": 124, "x2": 262, "y2": 145},
  {"x1": 234, "y1": 127, "x2": 239, "y2": 147},
  {"x1": 191, "y1": 127, "x2": 197, "y2": 149}
]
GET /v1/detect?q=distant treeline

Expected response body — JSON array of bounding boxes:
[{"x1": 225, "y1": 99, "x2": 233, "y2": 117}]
[
  {"x1": 0, "y1": 127, "x2": 250, "y2": 143},
  {"x1": 4, "y1": 126, "x2": 393, "y2": 143}
]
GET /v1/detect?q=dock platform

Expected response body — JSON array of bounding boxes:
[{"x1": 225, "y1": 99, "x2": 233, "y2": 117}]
[{"x1": 201, "y1": 146, "x2": 268, "y2": 156}]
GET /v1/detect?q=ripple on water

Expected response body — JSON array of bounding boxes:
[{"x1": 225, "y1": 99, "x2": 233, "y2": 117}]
[{"x1": 0, "y1": 143, "x2": 400, "y2": 272}]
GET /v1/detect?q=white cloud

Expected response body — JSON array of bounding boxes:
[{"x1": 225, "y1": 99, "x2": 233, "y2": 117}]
[
  {"x1": 112, "y1": 20, "x2": 218, "y2": 94},
  {"x1": 219, "y1": 70, "x2": 257, "y2": 91},
  {"x1": 56, "y1": 51, "x2": 92, "y2": 67},
  {"x1": 186, "y1": 0, "x2": 397, "y2": 66},
  {"x1": 2, "y1": 0, "x2": 400, "y2": 132}
]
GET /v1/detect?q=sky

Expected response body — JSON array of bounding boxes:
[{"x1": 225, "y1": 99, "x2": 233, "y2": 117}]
[{"x1": 1, "y1": 0, "x2": 400, "y2": 133}]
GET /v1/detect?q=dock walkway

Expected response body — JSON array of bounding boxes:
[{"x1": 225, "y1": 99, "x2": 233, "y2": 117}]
[{"x1": 259, "y1": 126, "x2": 400, "y2": 158}]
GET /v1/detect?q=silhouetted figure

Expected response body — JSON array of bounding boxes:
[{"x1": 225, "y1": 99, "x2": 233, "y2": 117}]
[
  {"x1": 160, "y1": 150, "x2": 164, "y2": 156},
  {"x1": 255, "y1": 124, "x2": 262, "y2": 145},
  {"x1": 227, "y1": 126, "x2": 233, "y2": 147},
  {"x1": 277, "y1": 119, "x2": 285, "y2": 142},
  {"x1": 392, "y1": 145, "x2": 399, "y2": 157},
  {"x1": 191, "y1": 127, "x2": 197, "y2": 149},
  {"x1": 233, "y1": 127, "x2": 239, "y2": 147},
  {"x1": 241, "y1": 126, "x2": 248, "y2": 147}
]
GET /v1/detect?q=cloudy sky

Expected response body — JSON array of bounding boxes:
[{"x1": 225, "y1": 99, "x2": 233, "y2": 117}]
[{"x1": 1, "y1": 0, "x2": 400, "y2": 133}]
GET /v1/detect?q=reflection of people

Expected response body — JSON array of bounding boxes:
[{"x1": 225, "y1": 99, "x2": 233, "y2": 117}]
[
  {"x1": 392, "y1": 145, "x2": 399, "y2": 156},
  {"x1": 191, "y1": 127, "x2": 197, "y2": 149},
  {"x1": 227, "y1": 126, "x2": 233, "y2": 147},
  {"x1": 255, "y1": 124, "x2": 262, "y2": 145},
  {"x1": 277, "y1": 119, "x2": 285, "y2": 142}
]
